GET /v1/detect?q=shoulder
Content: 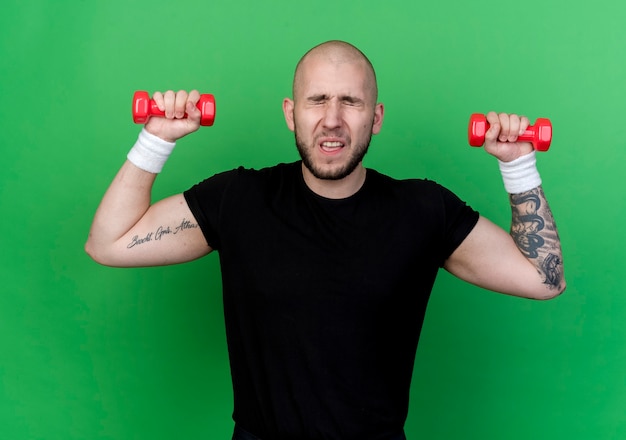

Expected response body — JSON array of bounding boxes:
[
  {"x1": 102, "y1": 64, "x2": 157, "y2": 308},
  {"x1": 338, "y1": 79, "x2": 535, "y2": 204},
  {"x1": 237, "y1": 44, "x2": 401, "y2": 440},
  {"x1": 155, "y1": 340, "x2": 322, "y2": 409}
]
[
  {"x1": 187, "y1": 162, "x2": 300, "y2": 191},
  {"x1": 228, "y1": 161, "x2": 300, "y2": 183},
  {"x1": 365, "y1": 168, "x2": 478, "y2": 223},
  {"x1": 365, "y1": 168, "x2": 457, "y2": 199}
]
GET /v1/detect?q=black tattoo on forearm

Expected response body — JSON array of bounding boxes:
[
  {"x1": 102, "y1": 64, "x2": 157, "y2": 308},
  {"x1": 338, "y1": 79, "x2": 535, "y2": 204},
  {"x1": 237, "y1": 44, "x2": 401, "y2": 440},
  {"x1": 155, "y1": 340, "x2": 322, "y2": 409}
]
[
  {"x1": 510, "y1": 187, "x2": 564, "y2": 290},
  {"x1": 542, "y1": 253, "x2": 562, "y2": 288},
  {"x1": 510, "y1": 192, "x2": 545, "y2": 258},
  {"x1": 127, "y1": 218, "x2": 199, "y2": 249}
]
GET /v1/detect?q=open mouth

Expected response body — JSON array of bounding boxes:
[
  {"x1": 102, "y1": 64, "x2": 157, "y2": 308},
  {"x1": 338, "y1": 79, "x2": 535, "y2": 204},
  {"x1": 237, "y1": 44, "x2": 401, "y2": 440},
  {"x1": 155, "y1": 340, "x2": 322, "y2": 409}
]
[{"x1": 320, "y1": 140, "x2": 345, "y2": 155}]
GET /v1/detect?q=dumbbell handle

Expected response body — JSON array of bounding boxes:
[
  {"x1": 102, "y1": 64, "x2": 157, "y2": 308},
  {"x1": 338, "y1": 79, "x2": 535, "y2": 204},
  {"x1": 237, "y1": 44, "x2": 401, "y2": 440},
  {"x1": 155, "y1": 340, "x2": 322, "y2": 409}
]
[
  {"x1": 132, "y1": 91, "x2": 216, "y2": 126},
  {"x1": 468, "y1": 113, "x2": 551, "y2": 151}
]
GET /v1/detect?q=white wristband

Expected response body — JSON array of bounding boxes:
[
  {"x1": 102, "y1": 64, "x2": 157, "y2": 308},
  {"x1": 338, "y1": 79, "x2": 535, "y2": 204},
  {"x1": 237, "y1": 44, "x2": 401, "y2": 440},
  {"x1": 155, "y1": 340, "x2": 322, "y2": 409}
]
[
  {"x1": 497, "y1": 151, "x2": 542, "y2": 194},
  {"x1": 127, "y1": 128, "x2": 176, "y2": 173}
]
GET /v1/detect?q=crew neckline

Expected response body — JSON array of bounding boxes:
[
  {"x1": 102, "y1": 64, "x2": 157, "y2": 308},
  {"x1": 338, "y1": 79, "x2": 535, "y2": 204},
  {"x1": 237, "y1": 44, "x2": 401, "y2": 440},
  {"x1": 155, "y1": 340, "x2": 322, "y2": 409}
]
[{"x1": 297, "y1": 162, "x2": 370, "y2": 203}]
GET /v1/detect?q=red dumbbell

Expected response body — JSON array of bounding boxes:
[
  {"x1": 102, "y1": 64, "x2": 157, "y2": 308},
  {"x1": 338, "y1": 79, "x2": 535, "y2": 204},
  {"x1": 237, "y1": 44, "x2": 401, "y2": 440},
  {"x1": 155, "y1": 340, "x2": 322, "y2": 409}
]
[
  {"x1": 132, "y1": 90, "x2": 216, "y2": 126},
  {"x1": 468, "y1": 113, "x2": 551, "y2": 151}
]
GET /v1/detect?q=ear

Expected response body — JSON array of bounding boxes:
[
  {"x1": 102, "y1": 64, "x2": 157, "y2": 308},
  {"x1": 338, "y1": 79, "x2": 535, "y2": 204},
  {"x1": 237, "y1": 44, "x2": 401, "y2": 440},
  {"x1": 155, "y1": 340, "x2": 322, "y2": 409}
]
[
  {"x1": 282, "y1": 98, "x2": 295, "y2": 132},
  {"x1": 371, "y1": 102, "x2": 384, "y2": 135}
]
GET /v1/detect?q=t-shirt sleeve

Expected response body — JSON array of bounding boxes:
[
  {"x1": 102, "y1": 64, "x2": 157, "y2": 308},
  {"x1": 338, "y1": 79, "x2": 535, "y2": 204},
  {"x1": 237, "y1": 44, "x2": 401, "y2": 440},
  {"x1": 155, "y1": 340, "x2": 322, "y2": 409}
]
[
  {"x1": 183, "y1": 168, "x2": 240, "y2": 250},
  {"x1": 437, "y1": 184, "x2": 480, "y2": 266}
]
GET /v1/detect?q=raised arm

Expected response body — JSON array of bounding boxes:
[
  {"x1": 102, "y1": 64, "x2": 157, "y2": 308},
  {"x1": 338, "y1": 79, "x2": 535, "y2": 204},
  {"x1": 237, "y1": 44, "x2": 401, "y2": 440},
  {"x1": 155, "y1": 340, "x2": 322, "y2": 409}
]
[
  {"x1": 445, "y1": 112, "x2": 566, "y2": 300},
  {"x1": 85, "y1": 90, "x2": 212, "y2": 267}
]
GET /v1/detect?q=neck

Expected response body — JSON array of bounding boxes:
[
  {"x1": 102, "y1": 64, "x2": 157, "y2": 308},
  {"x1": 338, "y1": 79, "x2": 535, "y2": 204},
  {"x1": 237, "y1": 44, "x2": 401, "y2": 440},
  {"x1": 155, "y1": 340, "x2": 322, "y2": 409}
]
[{"x1": 301, "y1": 163, "x2": 366, "y2": 199}]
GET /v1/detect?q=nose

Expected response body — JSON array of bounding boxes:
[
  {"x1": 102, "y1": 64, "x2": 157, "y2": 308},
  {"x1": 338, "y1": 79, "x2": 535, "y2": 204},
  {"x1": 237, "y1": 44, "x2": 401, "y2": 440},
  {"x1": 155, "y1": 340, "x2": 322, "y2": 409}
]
[{"x1": 322, "y1": 99, "x2": 342, "y2": 129}]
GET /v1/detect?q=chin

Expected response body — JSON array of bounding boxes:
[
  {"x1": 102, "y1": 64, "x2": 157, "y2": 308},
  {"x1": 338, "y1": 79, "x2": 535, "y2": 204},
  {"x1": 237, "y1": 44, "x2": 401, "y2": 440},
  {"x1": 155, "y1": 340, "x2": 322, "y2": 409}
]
[{"x1": 295, "y1": 133, "x2": 370, "y2": 181}]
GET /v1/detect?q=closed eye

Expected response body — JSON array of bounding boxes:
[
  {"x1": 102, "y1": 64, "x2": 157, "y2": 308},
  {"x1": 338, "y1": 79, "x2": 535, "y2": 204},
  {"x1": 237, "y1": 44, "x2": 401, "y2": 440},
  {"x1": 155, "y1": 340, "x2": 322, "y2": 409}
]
[
  {"x1": 341, "y1": 96, "x2": 364, "y2": 106},
  {"x1": 306, "y1": 94, "x2": 364, "y2": 106},
  {"x1": 307, "y1": 94, "x2": 328, "y2": 104}
]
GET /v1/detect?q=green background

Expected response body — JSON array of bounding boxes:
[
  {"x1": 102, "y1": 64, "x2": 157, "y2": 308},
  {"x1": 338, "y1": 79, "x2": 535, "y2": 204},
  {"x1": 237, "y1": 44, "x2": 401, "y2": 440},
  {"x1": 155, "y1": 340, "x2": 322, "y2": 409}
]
[{"x1": 1, "y1": 1, "x2": 624, "y2": 439}]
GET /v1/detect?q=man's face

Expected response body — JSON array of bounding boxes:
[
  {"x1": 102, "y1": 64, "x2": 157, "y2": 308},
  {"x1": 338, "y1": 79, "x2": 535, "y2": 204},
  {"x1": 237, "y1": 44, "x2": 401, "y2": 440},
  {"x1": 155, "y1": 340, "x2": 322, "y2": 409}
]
[{"x1": 283, "y1": 56, "x2": 383, "y2": 181}]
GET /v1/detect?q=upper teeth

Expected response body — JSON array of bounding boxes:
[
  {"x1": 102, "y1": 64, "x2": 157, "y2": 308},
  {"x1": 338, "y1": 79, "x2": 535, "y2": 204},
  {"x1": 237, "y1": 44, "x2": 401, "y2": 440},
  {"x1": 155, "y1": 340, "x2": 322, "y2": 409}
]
[{"x1": 322, "y1": 142, "x2": 343, "y2": 147}]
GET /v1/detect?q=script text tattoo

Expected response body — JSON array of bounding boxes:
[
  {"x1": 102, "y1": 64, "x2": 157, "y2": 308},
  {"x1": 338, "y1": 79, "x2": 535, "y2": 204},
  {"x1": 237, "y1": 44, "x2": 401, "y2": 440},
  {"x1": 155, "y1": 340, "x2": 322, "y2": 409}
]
[{"x1": 127, "y1": 218, "x2": 199, "y2": 249}]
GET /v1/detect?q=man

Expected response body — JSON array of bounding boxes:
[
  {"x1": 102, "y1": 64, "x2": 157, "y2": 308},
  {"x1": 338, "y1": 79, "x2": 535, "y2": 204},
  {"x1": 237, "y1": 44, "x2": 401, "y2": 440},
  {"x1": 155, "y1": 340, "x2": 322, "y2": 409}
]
[{"x1": 86, "y1": 40, "x2": 565, "y2": 440}]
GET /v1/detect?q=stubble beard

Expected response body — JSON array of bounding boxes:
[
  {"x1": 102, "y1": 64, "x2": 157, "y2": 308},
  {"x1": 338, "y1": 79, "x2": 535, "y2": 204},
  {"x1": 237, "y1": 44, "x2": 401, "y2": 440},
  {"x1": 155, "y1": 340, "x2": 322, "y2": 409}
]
[{"x1": 295, "y1": 129, "x2": 372, "y2": 181}]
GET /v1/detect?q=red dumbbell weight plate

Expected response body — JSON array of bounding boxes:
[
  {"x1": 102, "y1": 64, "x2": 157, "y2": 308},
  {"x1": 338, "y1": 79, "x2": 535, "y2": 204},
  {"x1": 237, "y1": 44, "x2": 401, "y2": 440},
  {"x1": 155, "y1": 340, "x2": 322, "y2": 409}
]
[{"x1": 468, "y1": 113, "x2": 487, "y2": 147}]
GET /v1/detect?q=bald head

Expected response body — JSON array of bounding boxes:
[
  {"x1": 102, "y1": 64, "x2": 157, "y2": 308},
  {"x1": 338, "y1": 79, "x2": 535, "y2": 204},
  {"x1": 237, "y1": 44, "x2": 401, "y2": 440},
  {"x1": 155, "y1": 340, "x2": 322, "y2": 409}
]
[{"x1": 292, "y1": 40, "x2": 378, "y2": 104}]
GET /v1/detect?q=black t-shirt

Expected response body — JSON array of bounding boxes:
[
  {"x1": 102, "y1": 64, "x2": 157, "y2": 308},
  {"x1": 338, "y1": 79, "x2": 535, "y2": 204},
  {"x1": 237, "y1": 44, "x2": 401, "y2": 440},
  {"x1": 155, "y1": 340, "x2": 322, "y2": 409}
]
[{"x1": 184, "y1": 162, "x2": 479, "y2": 440}]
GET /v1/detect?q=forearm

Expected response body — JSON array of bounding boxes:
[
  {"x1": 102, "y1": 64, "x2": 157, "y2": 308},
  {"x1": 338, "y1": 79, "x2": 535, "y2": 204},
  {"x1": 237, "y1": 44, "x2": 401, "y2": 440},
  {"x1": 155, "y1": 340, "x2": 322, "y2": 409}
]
[
  {"x1": 87, "y1": 125, "x2": 178, "y2": 249},
  {"x1": 494, "y1": 147, "x2": 566, "y2": 295},
  {"x1": 85, "y1": 160, "x2": 157, "y2": 259},
  {"x1": 509, "y1": 186, "x2": 565, "y2": 294}
]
